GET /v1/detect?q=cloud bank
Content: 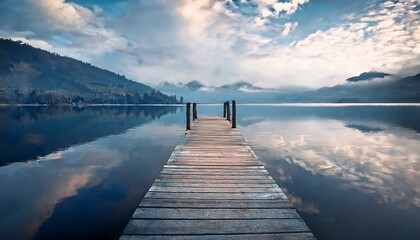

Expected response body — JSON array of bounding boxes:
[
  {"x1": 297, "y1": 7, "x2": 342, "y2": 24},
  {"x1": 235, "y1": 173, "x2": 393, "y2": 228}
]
[{"x1": 0, "y1": 0, "x2": 419, "y2": 88}]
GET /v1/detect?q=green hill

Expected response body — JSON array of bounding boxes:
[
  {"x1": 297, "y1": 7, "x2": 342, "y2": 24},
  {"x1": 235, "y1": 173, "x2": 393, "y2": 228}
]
[{"x1": 0, "y1": 38, "x2": 178, "y2": 104}]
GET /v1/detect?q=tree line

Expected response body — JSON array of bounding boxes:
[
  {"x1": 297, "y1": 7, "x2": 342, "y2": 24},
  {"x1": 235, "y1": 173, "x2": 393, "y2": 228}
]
[{"x1": 0, "y1": 89, "x2": 180, "y2": 104}]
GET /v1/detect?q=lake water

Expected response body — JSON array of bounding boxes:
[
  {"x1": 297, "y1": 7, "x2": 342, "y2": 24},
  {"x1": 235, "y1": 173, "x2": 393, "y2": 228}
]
[{"x1": 0, "y1": 105, "x2": 419, "y2": 240}]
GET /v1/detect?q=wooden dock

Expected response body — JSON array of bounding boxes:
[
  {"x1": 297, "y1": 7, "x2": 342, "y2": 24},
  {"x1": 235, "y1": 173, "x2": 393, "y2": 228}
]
[{"x1": 121, "y1": 116, "x2": 315, "y2": 239}]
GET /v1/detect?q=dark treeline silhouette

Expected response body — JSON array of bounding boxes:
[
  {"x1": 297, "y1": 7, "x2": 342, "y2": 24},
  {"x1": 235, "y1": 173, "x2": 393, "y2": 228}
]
[{"x1": 0, "y1": 89, "x2": 178, "y2": 104}]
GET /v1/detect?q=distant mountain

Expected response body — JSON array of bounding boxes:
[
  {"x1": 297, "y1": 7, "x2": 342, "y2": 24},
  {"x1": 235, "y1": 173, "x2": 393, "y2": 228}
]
[
  {"x1": 157, "y1": 73, "x2": 420, "y2": 103},
  {"x1": 185, "y1": 80, "x2": 206, "y2": 90},
  {"x1": 218, "y1": 81, "x2": 265, "y2": 92},
  {"x1": 0, "y1": 38, "x2": 178, "y2": 104},
  {"x1": 279, "y1": 73, "x2": 420, "y2": 103},
  {"x1": 346, "y1": 71, "x2": 391, "y2": 82},
  {"x1": 157, "y1": 80, "x2": 310, "y2": 103}
]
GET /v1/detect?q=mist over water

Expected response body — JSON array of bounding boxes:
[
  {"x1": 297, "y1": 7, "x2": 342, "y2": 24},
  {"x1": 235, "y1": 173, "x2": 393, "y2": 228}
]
[{"x1": 0, "y1": 105, "x2": 419, "y2": 240}]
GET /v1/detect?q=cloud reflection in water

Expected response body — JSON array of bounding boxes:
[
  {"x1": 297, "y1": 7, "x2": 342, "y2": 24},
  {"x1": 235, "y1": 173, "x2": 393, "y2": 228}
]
[
  {"x1": 241, "y1": 119, "x2": 420, "y2": 209},
  {"x1": 0, "y1": 121, "x2": 183, "y2": 240}
]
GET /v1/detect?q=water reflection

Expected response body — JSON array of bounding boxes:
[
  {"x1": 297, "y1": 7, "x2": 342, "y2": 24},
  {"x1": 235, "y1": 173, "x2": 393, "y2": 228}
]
[
  {"x1": 0, "y1": 107, "x2": 184, "y2": 240},
  {"x1": 242, "y1": 119, "x2": 420, "y2": 208},
  {"x1": 0, "y1": 106, "x2": 178, "y2": 166},
  {"x1": 237, "y1": 106, "x2": 420, "y2": 240},
  {"x1": 1, "y1": 105, "x2": 420, "y2": 240}
]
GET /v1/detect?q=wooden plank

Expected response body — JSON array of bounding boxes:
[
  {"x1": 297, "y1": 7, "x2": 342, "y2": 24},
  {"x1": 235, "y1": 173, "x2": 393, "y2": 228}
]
[
  {"x1": 166, "y1": 162, "x2": 264, "y2": 166},
  {"x1": 167, "y1": 159, "x2": 261, "y2": 163},
  {"x1": 139, "y1": 198, "x2": 293, "y2": 209},
  {"x1": 152, "y1": 182, "x2": 279, "y2": 188},
  {"x1": 176, "y1": 145, "x2": 249, "y2": 148},
  {"x1": 163, "y1": 166, "x2": 266, "y2": 170},
  {"x1": 132, "y1": 208, "x2": 300, "y2": 219},
  {"x1": 162, "y1": 166, "x2": 266, "y2": 170},
  {"x1": 144, "y1": 191, "x2": 287, "y2": 200},
  {"x1": 153, "y1": 178, "x2": 276, "y2": 184},
  {"x1": 148, "y1": 186, "x2": 283, "y2": 193},
  {"x1": 172, "y1": 151, "x2": 252, "y2": 155},
  {"x1": 157, "y1": 175, "x2": 274, "y2": 180},
  {"x1": 159, "y1": 171, "x2": 269, "y2": 176},
  {"x1": 168, "y1": 157, "x2": 257, "y2": 160},
  {"x1": 167, "y1": 160, "x2": 260, "y2": 164},
  {"x1": 161, "y1": 168, "x2": 268, "y2": 172},
  {"x1": 120, "y1": 232, "x2": 316, "y2": 240},
  {"x1": 167, "y1": 158, "x2": 259, "y2": 162},
  {"x1": 123, "y1": 219, "x2": 310, "y2": 235}
]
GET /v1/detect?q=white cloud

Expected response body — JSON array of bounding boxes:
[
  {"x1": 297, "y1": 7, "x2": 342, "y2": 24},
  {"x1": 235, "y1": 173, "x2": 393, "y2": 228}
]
[
  {"x1": 254, "y1": 0, "x2": 310, "y2": 21},
  {"x1": 282, "y1": 22, "x2": 299, "y2": 37},
  {"x1": 237, "y1": 0, "x2": 420, "y2": 88},
  {"x1": 112, "y1": 0, "x2": 420, "y2": 88},
  {"x1": 0, "y1": 0, "x2": 128, "y2": 60},
  {"x1": 1, "y1": 0, "x2": 419, "y2": 88}
]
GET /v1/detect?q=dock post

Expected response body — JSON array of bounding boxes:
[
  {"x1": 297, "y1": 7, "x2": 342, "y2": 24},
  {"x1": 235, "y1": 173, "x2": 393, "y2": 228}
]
[
  {"x1": 232, "y1": 100, "x2": 236, "y2": 128},
  {"x1": 223, "y1": 102, "x2": 227, "y2": 118},
  {"x1": 193, "y1": 103, "x2": 197, "y2": 121},
  {"x1": 227, "y1": 101, "x2": 231, "y2": 122},
  {"x1": 186, "y1": 103, "x2": 191, "y2": 130}
]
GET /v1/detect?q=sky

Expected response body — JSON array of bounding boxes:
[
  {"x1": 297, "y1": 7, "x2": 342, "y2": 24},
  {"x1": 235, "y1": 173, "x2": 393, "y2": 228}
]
[{"x1": 0, "y1": 0, "x2": 419, "y2": 88}]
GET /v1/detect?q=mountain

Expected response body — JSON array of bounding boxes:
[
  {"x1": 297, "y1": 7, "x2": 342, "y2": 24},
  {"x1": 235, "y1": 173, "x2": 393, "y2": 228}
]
[
  {"x1": 157, "y1": 72, "x2": 420, "y2": 103},
  {"x1": 218, "y1": 81, "x2": 266, "y2": 92},
  {"x1": 185, "y1": 80, "x2": 206, "y2": 90},
  {"x1": 0, "y1": 38, "x2": 178, "y2": 104},
  {"x1": 278, "y1": 73, "x2": 420, "y2": 103},
  {"x1": 157, "y1": 80, "x2": 310, "y2": 103},
  {"x1": 346, "y1": 71, "x2": 391, "y2": 82}
]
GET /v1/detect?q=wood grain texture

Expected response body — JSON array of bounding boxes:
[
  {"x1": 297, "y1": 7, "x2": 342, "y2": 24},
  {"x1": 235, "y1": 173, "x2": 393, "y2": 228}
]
[
  {"x1": 121, "y1": 233, "x2": 316, "y2": 240},
  {"x1": 132, "y1": 208, "x2": 300, "y2": 219},
  {"x1": 139, "y1": 198, "x2": 294, "y2": 209},
  {"x1": 123, "y1": 219, "x2": 310, "y2": 235},
  {"x1": 120, "y1": 117, "x2": 315, "y2": 239}
]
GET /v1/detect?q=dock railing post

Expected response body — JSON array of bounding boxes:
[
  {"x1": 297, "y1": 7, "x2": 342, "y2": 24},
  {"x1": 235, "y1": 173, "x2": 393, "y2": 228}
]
[
  {"x1": 232, "y1": 100, "x2": 236, "y2": 128},
  {"x1": 227, "y1": 101, "x2": 231, "y2": 122},
  {"x1": 223, "y1": 102, "x2": 227, "y2": 118},
  {"x1": 186, "y1": 102, "x2": 191, "y2": 130},
  {"x1": 193, "y1": 103, "x2": 197, "y2": 121}
]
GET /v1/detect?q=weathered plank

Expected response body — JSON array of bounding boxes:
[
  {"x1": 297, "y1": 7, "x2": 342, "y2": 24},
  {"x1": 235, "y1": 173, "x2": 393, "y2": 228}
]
[
  {"x1": 144, "y1": 191, "x2": 287, "y2": 200},
  {"x1": 132, "y1": 208, "x2": 300, "y2": 219},
  {"x1": 153, "y1": 178, "x2": 276, "y2": 184},
  {"x1": 163, "y1": 165, "x2": 265, "y2": 169},
  {"x1": 159, "y1": 171, "x2": 270, "y2": 176},
  {"x1": 120, "y1": 233, "x2": 316, "y2": 240},
  {"x1": 152, "y1": 182, "x2": 279, "y2": 188},
  {"x1": 139, "y1": 198, "x2": 293, "y2": 209},
  {"x1": 123, "y1": 219, "x2": 310, "y2": 235},
  {"x1": 166, "y1": 162, "x2": 264, "y2": 166},
  {"x1": 157, "y1": 175, "x2": 274, "y2": 180},
  {"x1": 120, "y1": 117, "x2": 314, "y2": 239},
  {"x1": 148, "y1": 186, "x2": 283, "y2": 193},
  {"x1": 161, "y1": 167, "x2": 268, "y2": 172}
]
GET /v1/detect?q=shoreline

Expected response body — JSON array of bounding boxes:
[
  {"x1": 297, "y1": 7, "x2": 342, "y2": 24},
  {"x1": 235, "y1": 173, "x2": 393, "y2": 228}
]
[{"x1": 1, "y1": 103, "x2": 420, "y2": 107}]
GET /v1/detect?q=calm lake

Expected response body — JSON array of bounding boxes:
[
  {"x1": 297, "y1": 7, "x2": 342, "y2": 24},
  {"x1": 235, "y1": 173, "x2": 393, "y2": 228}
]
[{"x1": 0, "y1": 105, "x2": 419, "y2": 240}]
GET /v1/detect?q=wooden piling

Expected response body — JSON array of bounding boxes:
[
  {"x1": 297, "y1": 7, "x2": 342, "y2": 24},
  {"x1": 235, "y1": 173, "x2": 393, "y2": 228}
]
[
  {"x1": 193, "y1": 103, "x2": 197, "y2": 121},
  {"x1": 227, "y1": 101, "x2": 231, "y2": 122},
  {"x1": 223, "y1": 102, "x2": 227, "y2": 118},
  {"x1": 186, "y1": 103, "x2": 191, "y2": 130},
  {"x1": 232, "y1": 100, "x2": 237, "y2": 128}
]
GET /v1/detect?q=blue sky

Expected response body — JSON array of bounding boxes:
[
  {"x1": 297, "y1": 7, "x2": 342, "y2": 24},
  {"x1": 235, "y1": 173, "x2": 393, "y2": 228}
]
[{"x1": 1, "y1": 0, "x2": 419, "y2": 88}]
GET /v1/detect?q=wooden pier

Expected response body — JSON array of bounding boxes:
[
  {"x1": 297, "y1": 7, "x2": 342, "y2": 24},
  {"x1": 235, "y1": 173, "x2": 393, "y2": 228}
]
[{"x1": 121, "y1": 103, "x2": 315, "y2": 239}]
